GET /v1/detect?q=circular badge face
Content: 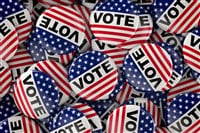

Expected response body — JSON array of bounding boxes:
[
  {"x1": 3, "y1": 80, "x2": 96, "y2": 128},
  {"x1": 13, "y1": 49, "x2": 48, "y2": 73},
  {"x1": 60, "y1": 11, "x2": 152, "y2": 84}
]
[
  {"x1": 167, "y1": 93, "x2": 200, "y2": 133},
  {"x1": 0, "y1": 59, "x2": 12, "y2": 98},
  {"x1": 47, "y1": 106, "x2": 92, "y2": 133},
  {"x1": 151, "y1": 0, "x2": 200, "y2": 34},
  {"x1": 26, "y1": 27, "x2": 76, "y2": 65},
  {"x1": 69, "y1": 51, "x2": 118, "y2": 101},
  {"x1": 117, "y1": 5, "x2": 153, "y2": 49},
  {"x1": 28, "y1": 60, "x2": 73, "y2": 105},
  {"x1": 0, "y1": 19, "x2": 19, "y2": 61},
  {"x1": 72, "y1": 103, "x2": 103, "y2": 132},
  {"x1": 13, "y1": 70, "x2": 59, "y2": 120},
  {"x1": 157, "y1": 43, "x2": 184, "y2": 91},
  {"x1": 106, "y1": 105, "x2": 155, "y2": 133},
  {"x1": 167, "y1": 77, "x2": 200, "y2": 103},
  {"x1": 0, "y1": 115, "x2": 43, "y2": 133},
  {"x1": 123, "y1": 43, "x2": 173, "y2": 92},
  {"x1": 7, "y1": 48, "x2": 35, "y2": 83},
  {"x1": 36, "y1": 5, "x2": 86, "y2": 55},
  {"x1": 0, "y1": 0, "x2": 32, "y2": 44},
  {"x1": 183, "y1": 28, "x2": 200, "y2": 73},
  {"x1": 90, "y1": 0, "x2": 139, "y2": 45},
  {"x1": 92, "y1": 38, "x2": 129, "y2": 68},
  {"x1": 0, "y1": 94, "x2": 20, "y2": 122}
]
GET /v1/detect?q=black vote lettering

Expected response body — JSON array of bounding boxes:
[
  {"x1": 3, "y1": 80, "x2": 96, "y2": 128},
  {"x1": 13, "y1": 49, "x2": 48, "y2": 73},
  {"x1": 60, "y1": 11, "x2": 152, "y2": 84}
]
[
  {"x1": 149, "y1": 77, "x2": 162, "y2": 89},
  {"x1": 169, "y1": 72, "x2": 179, "y2": 84},
  {"x1": 139, "y1": 16, "x2": 150, "y2": 26},
  {"x1": 132, "y1": 48, "x2": 145, "y2": 61},
  {"x1": 126, "y1": 110, "x2": 138, "y2": 132},
  {"x1": 95, "y1": 40, "x2": 116, "y2": 49},
  {"x1": 79, "y1": 38, "x2": 87, "y2": 50},
  {"x1": 0, "y1": 22, "x2": 11, "y2": 36},
  {"x1": 168, "y1": 7, "x2": 179, "y2": 18},
  {"x1": 94, "y1": 12, "x2": 103, "y2": 23},
  {"x1": 115, "y1": 14, "x2": 125, "y2": 25},
  {"x1": 0, "y1": 66, "x2": 4, "y2": 71},
  {"x1": 34, "y1": 5, "x2": 46, "y2": 15},
  {"x1": 190, "y1": 34, "x2": 200, "y2": 49},
  {"x1": 68, "y1": 30, "x2": 79, "y2": 43},
  {"x1": 102, "y1": 60, "x2": 113, "y2": 73},
  {"x1": 39, "y1": 16, "x2": 51, "y2": 29},
  {"x1": 23, "y1": 74, "x2": 33, "y2": 85},
  {"x1": 73, "y1": 78, "x2": 84, "y2": 90},
  {"x1": 170, "y1": 121, "x2": 183, "y2": 132},
  {"x1": 84, "y1": 73, "x2": 95, "y2": 84},
  {"x1": 16, "y1": 12, "x2": 28, "y2": 25},
  {"x1": 188, "y1": 108, "x2": 199, "y2": 120},
  {"x1": 181, "y1": 116, "x2": 192, "y2": 127},
  {"x1": 10, "y1": 120, "x2": 22, "y2": 131},
  {"x1": 125, "y1": 16, "x2": 135, "y2": 27},
  {"x1": 103, "y1": 13, "x2": 113, "y2": 24},
  {"x1": 159, "y1": 14, "x2": 171, "y2": 26},
  {"x1": 88, "y1": 119, "x2": 98, "y2": 129},
  {"x1": 34, "y1": 106, "x2": 47, "y2": 117},
  {"x1": 65, "y1": 124, "x2": 73, "y2": 133},
  {"x1": 74, "y1": 120, "x2": 86, "y2": 132}
]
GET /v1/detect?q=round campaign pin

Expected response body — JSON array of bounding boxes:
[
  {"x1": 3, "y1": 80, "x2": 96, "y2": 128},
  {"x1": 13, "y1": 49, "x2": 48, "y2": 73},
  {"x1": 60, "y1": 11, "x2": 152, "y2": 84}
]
[
  {"x1": 151, "y1": 0, "x2": 200, "y2": 34},
  {"x1": 36, "y1": 5, "x2": 86, "y2": 55},
  {"x1": 167, "y1": 93, "x2": 200, "y2": 133},
  {"x1": 13, "y1": 70, "x2": 59, "y2": 120},
  {"x1": 26, "y1": 27, "x2": 76, "y2": 65},
  {"x1": 0, "y1": 115, "x2": 43, "y2": 133},
  {"x1": 68, "y1": 50, "x2": 118, "y2": 101},
  {"x1": 150, "y1": 28, "x2": 182, "y2": 51},
  {"x1": 7, "y1": 48, "x2": 35, "y2": 83},
  {"x1": 157, "y1": 42, "x2": 184, "y2": 91},
  {"x1": 117, "y1": 5, "x2": 153, "y2": 49},
  {"x1": 92, "y1": 38, "x2": 129, "y2": 68},
  {"x1": 46, "y1": 106, "x2": 92, "y2": 133},
  {"x1": 72, "y1": 103, "x2": 103, "y2": 132},
  {"x1": 28, "y1": 60, "x2": 74, "y2": 106},
  {"x1": 123, "y1": 43, "x2": 173, "y2": 92},
  {"x1": 106, "y1": 105, "x2": 155, "y2": 133},
  {"x1": 183, "y1": 27, "x2": 200, "y2": 74},
  {"x1": 90, "y1": 0, "x2": 139, "y2": 45},
  {"x1": 0, "y1": 94, "x2": 20, "y2": 122},
  {"x1": 0, "y1": 0, "x2": 32, "y2": 44},
  {"x1": 0, "y1": 19, "x2": 19, "y2": 61},
  {"x1": 124, "y1": 98, "x2": 161, "y2": 126},
  {"x1": 0, "y1": 58, "x2": 12, "y2": 98},
  {"x1": 167, "y1": 77, "x2": 200, "y2": 103}
]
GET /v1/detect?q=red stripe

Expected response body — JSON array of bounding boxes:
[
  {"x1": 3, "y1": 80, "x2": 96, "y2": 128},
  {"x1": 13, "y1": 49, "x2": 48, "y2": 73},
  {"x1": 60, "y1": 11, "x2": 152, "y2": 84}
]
[
  {"x1": 109, "y1": 54, "x2": 126, "y2": 58},
  {"x1": 19, "y1": 79, "x2": 37, "y2": 119},
  {"x1": 51, "y1": 61, "x2": 70, "y2": 78},
  {"x1": 14, "y1": 50, "x2": 28, "y2": 55},
  {"x1": 16, "y1": 22, "x2": 32, "y2": 31},
  {"x1": 22, "y1": 117, "x2": 28, "y2": 133},
  {"x1": 142, "y1": 45, "x2": 168, "y2": 82},
  {"x1": 183, "y1": 120, "x2": 200, "y2": 133},
  {"x1": 95, "y1": 37, "x2": 127, "y2": 43},
  {"x1": 183, "y1": 45, "x2": 200, "y2": 58},
  {"x1": 108, "y1": 114, "x2": 113, "y2": 133},
  {"x1": 8, "y1": 56, "x2": 31, "y2": 62},
  {"x1": 59, "y1": 6, "x2": 82, "y2": 19},
  {"x1": 81, "y1": 108, "x2": 93, "y2": 113},
  {"x1": 154, "y1": 32, "x2": 163, "y2": 42},
  {"x1": 0, "y1": 30, "x2": 17, "y2": 44},
  {"x1": 150, "y1": 35, "x2": 157, "y2": 42},
  {"x1": 18, "y1": 35, "x2": 29, "y2": 42},
  {"x1": 60, "y1": 55, "x2": 65, "y2": 64},
  {"x1": 1, "y1": 41, "x2": 18, "y2": 60},
  {"x1": 28, "y1": 118, "x2": 34, "y2": 133},
  {"x1": 87, "y1": 113, "x2": 97, "y2": 118},
  {"x1": 126, "y1": 86, "x2": 132, "y2": 101},
  {"x1": 73, "y1": 104, "x2": 85, "y2": 108},
  {"x1": 167, "y1": 1, "x2": 197, "y2": 32},
  {"x1": 184, "y1": 59, "x2": 200, "y2": 70},
  {"x1": 18, "y1": 27, "x2": 32, "y2": 36},
  {"x1": 44, "y1": 12, "x2": 85, "y2": 32},
  {"x1": 120, "y1": 40, "x2": 147, "y2": 47},
  {"x1": 0, "y1": 35, "x2": 18, "y2": 55},
  {"x1": 13, "y1": 84, "x2": 24, "y2": 115},
  {"x1": 9, "y1": 61, "x2": 35, "y2": 69},
  {"x1": 103, "y1": 49, "x2": 126, "y2": 54},
  {"x1": 136, "y1": 27, "x2": 152, "y2": 31},
  {"x1": 118, "y1": 83, "x2": 127, "y2": 104},
  {"x1": 35, "y1": 120, "x2": 40, "y2": 133},
  {"x1": 133, "y1": 33, "x2": 152, "y2": 38},
  {"x1": 90, "y1": 24, "x2": 137, "y2": 32},
  {"x1": 0, "y1": 73, "x2": 11, "y2": 93},
  {"x1": 114, "y1": 108, "x2": 120, "y2": 133},
  {"x1": 92, "y1": 30, "x2": 132, "y2": 37},
  {"x1": 83, "y1": 129, "x2": 92, "y2": 133},
  {"x1": 115, "y1": 60, "x2": 124, "y2": 65},
  {"x1": 0, "y1": 81, "x2": 10, "y2": 94},
  {"x1": 120, "y1": 106, "x2": 126, "y2": 132},
  {"x1": 77, "y1": 5, "x2": 90, "y2": 26},
  {"x1": 160, "y1": 127, "x2": 168, "y2": 133}
]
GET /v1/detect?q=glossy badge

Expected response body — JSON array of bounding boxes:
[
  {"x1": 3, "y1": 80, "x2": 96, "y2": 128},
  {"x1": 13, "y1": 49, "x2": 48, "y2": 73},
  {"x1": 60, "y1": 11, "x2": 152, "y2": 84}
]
[
  {"x1": 123, "y1": 43, "x2": 173, "y2": 92},
  {"x1": 69, "y1": 51, "x2": 118, "y2": 101},
  {"x1": 151, "y1": 0, "x2": 200, "y2": 33},
  {"x1": 13, "y1": 70, "x2": 59, "y2": 120}
]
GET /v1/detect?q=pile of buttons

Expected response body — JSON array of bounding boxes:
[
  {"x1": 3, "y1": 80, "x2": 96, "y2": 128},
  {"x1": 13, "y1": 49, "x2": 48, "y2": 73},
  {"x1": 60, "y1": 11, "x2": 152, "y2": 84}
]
[{"x1": 0, "y1": 0, "x2": 199, "y2": 132}]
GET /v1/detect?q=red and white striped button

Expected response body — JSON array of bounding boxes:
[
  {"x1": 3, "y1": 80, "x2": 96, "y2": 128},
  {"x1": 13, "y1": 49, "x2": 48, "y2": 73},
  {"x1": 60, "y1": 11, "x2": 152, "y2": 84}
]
[
  {"x1": 38, "y1": 0, "x2": 75, "y2": 7},
  {"x1": 0, "y1": 58, "x2": 12, "y2": 98},
  {"x1": 0, "y1": 19, "x2": 19, "y2": 61}
]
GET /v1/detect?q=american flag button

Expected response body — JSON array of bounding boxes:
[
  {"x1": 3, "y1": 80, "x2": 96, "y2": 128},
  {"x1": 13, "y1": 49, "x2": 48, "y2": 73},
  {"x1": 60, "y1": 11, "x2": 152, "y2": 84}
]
[
  {"x1": 13, "y1": 70, "x2": 59, "y2": 120},
  {"x1": 123, "y1": 43, "x2": 173, "y2": 92},
  {"x1": 0, "y1": 115, "x2": 43, "y2": 133},
  {"x1": 28, "y1": 60, "x2": 74, "y2": 106},
  {"x1": 68, "y1": 50, "x2": 118, "y2": 101},
  {"x1": 72, "y1": 103, "x2": 103, "y2": 133},
  {"x1": 0, "y1": 58, "x2": 12, "y2": 98},
  {"x1": 0, "y1": 0, "x2": 32, "y2": 45},
  {"x1": 92, "y1": 38, "x2": 129, "y2": 68},
  {"x1": 124, "y1": 98, "x2": 161, "y2": 127},
  {"x1": 7, "y1": 48, "x2": 35, "y2": 83},
  {"x1": 26, "y1": 27, "x2": 76, "y2": 65},
  {"x1": 35, "y1": 5, "x2": 86, "y2": 55},
  {"x1": 183, "y1": 27, "x2": 200, "y2": 75},
  {"x1": 0, "y1": 94, "x2": 20, "y2": 122},
  {"x1": 151, "y1": 0, "x2": 200, "y2": 34},
  {"x1": 117, "y1": 5, "x2": 153, "y2": 49},
  {"x1": 46, "y1": 106, "x2": 92, "y2": 133},
  {"x1": 0, "y1": 19, "x2": 19, "y2": 61},
  {"x1": 38, "y1": 0, "x2": 75, "y2": 7},
  {"x1": 167, "y1": 77, "x2": 200, "y2": 103},
  {"x1": 106, "y1": 105, "x2": 155, "y2": 133},
  {"x1": 90, "y1": 0, "x2": 139, "y2": 45},
  {"x1": 167, "y1": 93, "x2": 200, "y2": 133}
]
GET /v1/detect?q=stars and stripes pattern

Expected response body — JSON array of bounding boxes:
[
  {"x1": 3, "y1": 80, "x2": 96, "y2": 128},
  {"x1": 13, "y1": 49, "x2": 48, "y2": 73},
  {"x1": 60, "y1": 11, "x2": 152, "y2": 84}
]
[
  {"x1": 29, "y1": 60, "x2": 73, "y2": 103},
  {"x1": 155, "y1": 127, "x2": 170, "y2": 133},
  {"x1": 92, "y1": 39, "x2": 128, "y2": 68},
  {"x1": 69, "y1": 51, "x2": 118, "y2": 100},
  {"x1": 36, "y1": 5, "x2": 85, "y2": 54},
  {"x1": 183, "y1": 33, "x2": 200, "y2": 73},
  {"x1": 167, "y1": 93, "x2": 200, "y2": 132},
  {"x1": 125, "y1": 98, "x2": 161, "y2": 126},
  {"x1": 0, "y1": 116, "x2": 42, "y2": 133},
  {"x1": 90, "y1": 0, "x2": 139, "y2": 45},
  {"x1": 38, "y1": 0, "x2": 74, "y2": 7},
  {"x1": 0, "y1": 19, "x2": 19, "y2": 61},
  {"x1": 0, "y1": 59, "x2": 12, "y2": 98},
  {"x1": 107, "y1": 105, "x2": 155, "y2": 133},
  {"x1": 167, "y1": 77, "x2": 200, "y2": 103},
  {"x1": 152, "y1": 0, "x2": 200, "y2": 33}
]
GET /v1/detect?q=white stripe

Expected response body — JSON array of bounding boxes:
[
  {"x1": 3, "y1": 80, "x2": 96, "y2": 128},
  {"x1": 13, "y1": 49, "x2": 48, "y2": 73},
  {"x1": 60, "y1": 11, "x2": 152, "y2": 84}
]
[
  {"x1": 91, "y1": 27, "x2": 135, "y2": 34},
  {"x1": 93, "y1": 33, "x2": 132, "y2": 40},
  {"x1": 0, "y1": 32, "x2": 17, "y2": 50},
  {"x1": 1, "y1": 73, "x2": 11, "y2": 90},
  {"x1": 1, "y1": 40, "x2": 18, "y2": 60}
]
